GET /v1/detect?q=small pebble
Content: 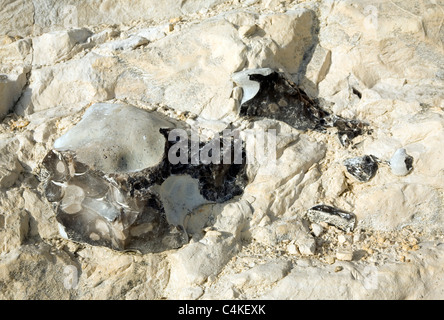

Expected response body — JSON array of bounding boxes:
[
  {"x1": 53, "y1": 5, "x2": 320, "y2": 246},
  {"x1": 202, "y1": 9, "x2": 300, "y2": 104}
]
[
  {"x1": 325, "y1": 256, "x2": 335, "y2": 264},
  {"x1": 286, "y1": 244, "x2": 298, "y2": 255},
  {"x1": 335, "y1": 266, "x2": 343, "y2": 272},
  {"x1": 353, "y1": 232, "x2": 363, "y2": 242},
  {"x1": 336, "y1": 249, "x2": 353, "y2": 261},
  {"x1": 238, "y1": 24, "x2": 257, "y2": 38},
  {"x1": 311, "y1": 223, "x2": 324, "y2": 237},
  {"x1": 232, "y1": 86, "x2": 243, "y2": 101},
  {"x1": 338, "y1": 234, "x2": 353, "y2": 245},
  {"x1": 389, "y1": 148, "x2": 413, "y2": 176},
  {"x1": 298, "y1": 240, "x2": 316, "y2": 256}
]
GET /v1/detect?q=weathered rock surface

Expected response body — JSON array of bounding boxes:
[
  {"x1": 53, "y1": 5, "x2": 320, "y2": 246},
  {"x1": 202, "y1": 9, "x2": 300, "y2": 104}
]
[{"x1": 0, "y1": 0, "x2": 443, "y2": 300}]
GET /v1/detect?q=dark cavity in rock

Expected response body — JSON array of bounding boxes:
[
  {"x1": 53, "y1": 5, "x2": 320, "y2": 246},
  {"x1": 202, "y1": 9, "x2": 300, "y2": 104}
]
[
  {"x1": 344, "y1": 155, "x2": 379, "y2": 182},
  {"x1": 235, "y1": 69, "x2": 369, "y2": 146}
]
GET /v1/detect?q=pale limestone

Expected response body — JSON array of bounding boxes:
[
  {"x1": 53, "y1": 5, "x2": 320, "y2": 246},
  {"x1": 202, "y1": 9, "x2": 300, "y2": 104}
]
[
  {"x1": 33, "y1": 28, "x2": 92, "y2": 66},
  {"x1": 0, "y1": 0, "x2": 443, "y2": 301},
  {"x1": 0, "y1": 138, "x2": 23, "y2": 189},
  {"x1": 0, "y1": 66, "x2": 29, "y2": 120}
]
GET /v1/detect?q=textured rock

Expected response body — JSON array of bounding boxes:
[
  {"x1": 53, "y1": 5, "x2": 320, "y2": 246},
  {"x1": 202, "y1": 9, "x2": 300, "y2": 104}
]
[
  {"x1": 0, "y1": 67, "x2": 29, "y2": 120},
  {"x1": 116, "y1": 18, "x2": 247, "y2": 121},
  {"x1": 166, "y1": 200, "x2": 252, "y2": 299},
  {"x1": 0, "y1": 0, "x2": 227, "y2": 37},
  {"x1": 33, "y1": 28, "x2": 93, "y2": 66},
  {"x1": 0, "y1": 0, "x2": 443, "y2": 301},
  {"x1": 0, "y1": 204, "x2": 28, "y2": 253},
  {"x1": 42, "y1": 103, "x2": 247, "y2": 253},
  {"x1": 0, "y1": 244, "x2": 77, "y2": 299},
  {"x1": 229, "y1": 260, "x2": 291, "y2": 288},
  {"x1": 306, "y1": 205, "x2": 356, "y2": 232},
  {"x1": 0, "y1": 137, "x2": 23, "y2": 189},
  {"x1": 16, "y1": 53, "x2": 123, "y2": 115}
]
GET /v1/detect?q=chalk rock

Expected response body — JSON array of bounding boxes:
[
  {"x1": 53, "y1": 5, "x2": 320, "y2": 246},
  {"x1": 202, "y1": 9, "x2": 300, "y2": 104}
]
[
  {"x1": 318, "y1": 0, "x2": 443, "y2": 108},
  {"x1": 0, "y1": 244, "x2": 76, "y2": 299},
  {"x1": 257, "y1": 10, "x2": 315, "y2": 73},
  {"x1": 300, "y1": 44, "x2": 332, "y2": 96},
  {"x1": 297, "y1": 237, "x2": 317, "y2": 256},
  {"x1": 243, "y1": 120, "x2": 326, "y2": 218},
  {"x1": 0, "y1": 137, "x2": 23, "y2": 188},
  {"x1": 229, "y1": 260, "x2": 291, "y2": 288},
  {"x1": 0, "y1": 66, "x2": 29, "y2": 120},
  {"x1": 166, "y1": 201, "x2": 252, "y2": 298},
  {"x1": 336, "y1": 249, "x2": 354, "y2": 261},
  {"x1": 355, "y1": 183, "x2": 443, "y2": 232},
  {"x1": 0, "y1": 38, "x2": 33, "y2": 67},
  {"x1": 311, "y1": 223, "x2": 324, "y2": 237},
  {"x1": 116, "y1": 18, "x2": 247, "y2": 121},
  {"x1": 33, "y1": 28, "x2": 93, "y2": 66},
  {"x1": 134, "y1": 27, "x2": 166, "y2": 42},
  {"x1": 0, "y1": 0, "x2": 226, "y2": 38},
  {"x1": 99, "y1": 36, "x2": 148, "y2": 52},
  {"x1": 262, "y1": 244, "x2": 444, "y2": 299},
  {"x1": 251, "y1": 217, "x2": 315, "y2": 256},
  {"x1": 0, "y1": 191, "x2": 29, "y2": 253},
  {"x1": 16, "y1": 53, "x2": 123, "y2": 115}
]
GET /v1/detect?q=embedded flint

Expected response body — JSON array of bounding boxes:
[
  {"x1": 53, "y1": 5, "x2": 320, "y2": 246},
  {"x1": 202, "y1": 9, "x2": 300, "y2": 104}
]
[
  {"x1": 232, "y1": 69, "x2": 369, "y2": 146},
  {"x1": 306, "y1": 204, "x2": 356, "y2": 232},
  {"x1": 41, "y1": 103, "x2": 247, "y2": 253},
  {"x1": 344, "y1": 155, "x2": 379, "y2": 182}
]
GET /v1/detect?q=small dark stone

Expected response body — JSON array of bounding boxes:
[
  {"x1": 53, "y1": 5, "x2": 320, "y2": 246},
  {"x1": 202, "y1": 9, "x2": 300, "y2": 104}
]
[
  {"x1": 404, "y1": 156, "x2": 413, "y2": 171},
  {"x1": 306, "y1": 204, "x2": 356, "y2": 232},
  {"x1": 352, "y1": 87, "x2": 362, "y2": 99},
  {"x1": 344, "y1": 155, "x2": 379, "y2": 182}
]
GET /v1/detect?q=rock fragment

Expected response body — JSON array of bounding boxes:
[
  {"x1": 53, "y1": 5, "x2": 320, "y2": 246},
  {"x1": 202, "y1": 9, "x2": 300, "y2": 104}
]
[
  {"x1": 338, "y1": 234, "x2": 353, "y2": 245},
  {"x1": 41, "y1": 103, "x2": 247, "y2": 253},
  {"x1": 0, "y1": 67, "x2": 29, "y2": 120},
  {"x1": 336, "y1": 249, "x2": 353, "y2": 261},
  {"x1": 286, "y1": 243, "x2": 298, "y2": 255},
  {"x1": 389, "y1": 148, "x2": 413, "y2": 176},
  {"x1": 33, "y1": 28, "x2": 93, "y2": 66},
  {"x1": 344, "y1": 155, "x2": 378, "y2": 182},
  {"x1": 233, "y1": 69, "x2": 369, "y2": 145},
  {"x1": 311, "y1": 223, "x2": 324, "y2": 237},
  {"x1": 297, "y1": 238, "x2": 316, "y2": 256},
  {"x1": 306, "y1": 205, "x2": 356, "y2": 232}
]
